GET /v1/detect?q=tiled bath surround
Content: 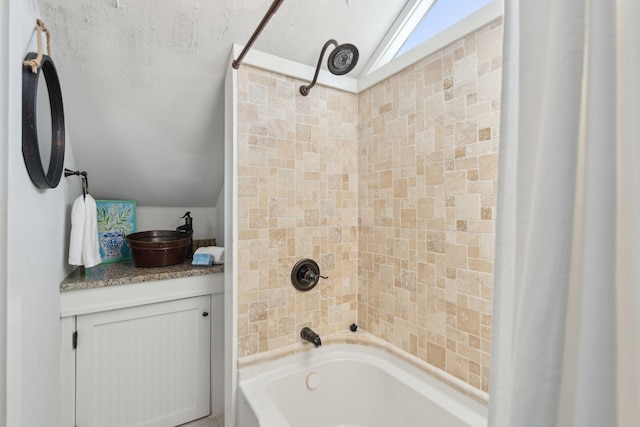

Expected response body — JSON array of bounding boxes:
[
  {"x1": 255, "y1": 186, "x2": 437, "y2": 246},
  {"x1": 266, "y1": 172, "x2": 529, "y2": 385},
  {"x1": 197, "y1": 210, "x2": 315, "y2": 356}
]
[
  {"x1": 237, "y1": 19, "x2": 502, "y2": 393},
  {"x1": 236, "y1": 69, "x2": 360, "y2": 356},
  {"x1": 358, "y1": 19, "x2": 502, "y2": 392}
]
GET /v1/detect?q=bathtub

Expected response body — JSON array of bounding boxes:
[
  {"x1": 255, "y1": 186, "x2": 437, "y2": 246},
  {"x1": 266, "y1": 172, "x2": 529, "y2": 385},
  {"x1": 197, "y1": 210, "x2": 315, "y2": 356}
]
[{"x1": 238, "y1": 343, "x2": 488, "y2": 427}]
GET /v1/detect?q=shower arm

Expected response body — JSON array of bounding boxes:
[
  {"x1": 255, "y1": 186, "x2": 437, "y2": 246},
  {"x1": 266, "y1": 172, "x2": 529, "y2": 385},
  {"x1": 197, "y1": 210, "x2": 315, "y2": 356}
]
[
  {"x1": 299, "y1": 39, "x2": 338, "y2": 96},
  {"x1": 232, "y1": 0, "x2": 285, "y2": 69}
]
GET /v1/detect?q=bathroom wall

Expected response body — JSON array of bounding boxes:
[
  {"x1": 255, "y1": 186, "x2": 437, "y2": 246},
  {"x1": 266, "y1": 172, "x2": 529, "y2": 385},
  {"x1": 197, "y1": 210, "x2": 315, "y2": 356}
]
[
  {"x1": 358, "y1": 19, "x2": 503, "y2": 392},
  {"x1": 2, "y1": 0, "x2": 81, "y2": 423},
  {"x1": 215, "y1": 187, "x2": 225, "y2": 246},
  {"x1": 136, "y1": 206, "x2": 216, "y2": 240},
  {"x1": 236, "y1": 66, "x2": 359, "y2": 357},
  {"x1": 0, "y1": 0, "x2": 9, "y2": 419}
]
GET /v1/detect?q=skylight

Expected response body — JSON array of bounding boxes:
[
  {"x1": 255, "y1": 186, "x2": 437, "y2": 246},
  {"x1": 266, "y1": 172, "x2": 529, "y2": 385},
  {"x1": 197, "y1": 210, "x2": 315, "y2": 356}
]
[
  {"x1": 360, "y1": 0, "x2": 502, "y2": 85},
  {"x1": 394, "y1": 0, "x2": 493, "y2": 59}
]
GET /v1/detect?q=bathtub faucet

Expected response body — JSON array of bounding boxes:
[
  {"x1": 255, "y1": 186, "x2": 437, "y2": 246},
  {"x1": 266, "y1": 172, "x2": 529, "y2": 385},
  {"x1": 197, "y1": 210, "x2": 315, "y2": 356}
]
[{"x1": 301, "y1": 327, "x2": 322, "y2": 347}]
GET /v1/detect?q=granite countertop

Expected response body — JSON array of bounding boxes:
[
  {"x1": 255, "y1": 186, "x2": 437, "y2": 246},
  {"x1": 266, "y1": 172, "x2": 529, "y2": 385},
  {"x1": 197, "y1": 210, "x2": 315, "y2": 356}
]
[
  {"x1": 61, "y1": 238, "x2": 224, "y2": 292},
  {"x1": 60, "y1": 260, "x2": 224, "y2": 292}
]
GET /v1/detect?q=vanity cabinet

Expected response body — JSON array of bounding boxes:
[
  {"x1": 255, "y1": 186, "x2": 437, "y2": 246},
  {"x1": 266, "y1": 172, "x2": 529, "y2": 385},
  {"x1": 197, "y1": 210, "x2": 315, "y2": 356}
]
[
  {"x1": 75, "y1": 296, "x2": 210, "y2": 427},
  {"x1": 60, "y1": 273, "x2": 225, "y2": 427}
]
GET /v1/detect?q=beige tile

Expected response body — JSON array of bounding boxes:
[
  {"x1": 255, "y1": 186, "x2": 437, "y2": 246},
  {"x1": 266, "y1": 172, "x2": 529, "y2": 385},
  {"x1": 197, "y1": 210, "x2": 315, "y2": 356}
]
[
  {"x1": 478, "y1": 70, "x2": 502, "y2": 102},
  {"x1": 445, "y1": 170, "x2": 467, "y2": 195},
  {"x1": 477, "y1": 23, "x2": 503, "y2": 62},
  {"x1": 456, "y1": 194, "x2": 481, "y2": 219},
  {"x1": 426, "y1": 161, "x2": 445, "y2": 185},
  {"x1": 453, "y1": 55, "x2": 478, "y2": 85},
  {"x1": 237, "y1": 17, "x2": 502, "y2": 394},
  {"x1": 427, "y1": 342, "x2": 446, "y2": 370},
  {"x1": 479, "y1": 153, "x2": 499, "y2": 181},
  {"x1": 455, "y1": 121, "x2": 478, "y2": 146},
  {"x1": 423, "y1": 58, "x2": 444, "y2": 86},
  {"x1": 445, "y1": 244, "x2": 468, "y2": 269},
  {"x1": 457, "y1": 306, "x2": 480, "y2": 336},
  {"x1": 479, "y1": 127, "x2": 492, "y2": 141},
  {"x1": 446, "y1": 351, "x2": 470, "y2": 382}
]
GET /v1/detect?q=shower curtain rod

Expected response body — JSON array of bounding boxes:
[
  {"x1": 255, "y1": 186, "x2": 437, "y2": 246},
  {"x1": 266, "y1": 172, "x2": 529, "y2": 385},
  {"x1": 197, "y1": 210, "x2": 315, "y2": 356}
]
[{"x1": 232, "y1": 0, "x2": 285, "y2": 69}]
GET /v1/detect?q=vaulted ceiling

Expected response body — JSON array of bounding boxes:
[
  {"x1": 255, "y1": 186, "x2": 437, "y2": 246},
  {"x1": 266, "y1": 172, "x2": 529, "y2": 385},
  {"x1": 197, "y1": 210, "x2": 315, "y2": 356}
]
[{"x1": 38, "y1": 0, "x2": 410, "y2": 207}]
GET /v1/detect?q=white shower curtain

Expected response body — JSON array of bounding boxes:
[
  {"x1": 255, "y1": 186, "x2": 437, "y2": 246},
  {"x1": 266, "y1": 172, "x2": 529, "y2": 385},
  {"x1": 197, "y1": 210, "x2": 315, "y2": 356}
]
[{"x1": 489, "y1": 0, "x2": 640, "y2": 426}]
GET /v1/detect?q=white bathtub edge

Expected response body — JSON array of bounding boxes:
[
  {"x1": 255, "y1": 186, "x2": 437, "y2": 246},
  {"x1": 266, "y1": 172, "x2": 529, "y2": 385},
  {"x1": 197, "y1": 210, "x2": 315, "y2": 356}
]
[{"x1": 237, "y1": 330, "x2": 489, "y2": 406}]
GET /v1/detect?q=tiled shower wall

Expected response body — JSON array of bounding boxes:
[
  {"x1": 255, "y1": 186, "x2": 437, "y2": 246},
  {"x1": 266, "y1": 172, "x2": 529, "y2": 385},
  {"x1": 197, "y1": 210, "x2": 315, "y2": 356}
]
[
  {"x1": 357, "y1": 19, "x2": 502, "y2": 392},
  {"x1": 236, "y1": 68, "x2": 359, "y2": 357},
  {"x1": 236, "y1": 18, "x2": 502, "y2": 392}
]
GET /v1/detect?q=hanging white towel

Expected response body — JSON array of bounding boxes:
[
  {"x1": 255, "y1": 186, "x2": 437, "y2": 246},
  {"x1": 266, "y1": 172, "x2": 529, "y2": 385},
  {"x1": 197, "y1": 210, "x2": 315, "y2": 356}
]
[
  {"x1": 82, "y1": 195, "x2": 101, "y2": 267},
  {"x1": 68, "y1": 195, "x2": 85, "y2": 266},
  {"x1": 193, "y1": 246, "x2": 225, "y2": 264},
  {"x1": 68, "y1": 194, "x2": 102, "y2": 267}
]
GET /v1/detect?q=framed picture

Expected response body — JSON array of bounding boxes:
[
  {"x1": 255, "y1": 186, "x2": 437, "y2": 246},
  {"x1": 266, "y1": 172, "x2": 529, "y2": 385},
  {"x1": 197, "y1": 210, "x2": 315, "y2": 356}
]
[{"x1": 96, "y1": 200, "x2": 137, "y2": 264}]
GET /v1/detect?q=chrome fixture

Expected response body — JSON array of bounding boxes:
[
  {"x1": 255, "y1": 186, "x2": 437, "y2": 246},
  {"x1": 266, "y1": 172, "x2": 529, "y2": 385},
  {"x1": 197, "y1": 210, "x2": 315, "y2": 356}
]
[{"x1": 299, "y1": 39, "x2": 359, "y2": 96}]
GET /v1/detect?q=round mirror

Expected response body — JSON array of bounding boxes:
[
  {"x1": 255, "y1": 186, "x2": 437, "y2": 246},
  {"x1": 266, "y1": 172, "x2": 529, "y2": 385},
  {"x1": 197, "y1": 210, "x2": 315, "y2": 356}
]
[
  {"x1": 22, "y1": 52, "x2": 65, "y2": 189},
  {"x1": 36, "y1": 72, "x2": 53, "y2": 170}
]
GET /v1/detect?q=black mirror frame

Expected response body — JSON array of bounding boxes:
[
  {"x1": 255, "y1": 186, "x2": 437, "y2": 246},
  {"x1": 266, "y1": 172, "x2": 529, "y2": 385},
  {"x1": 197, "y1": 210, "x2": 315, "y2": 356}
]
[{"x1": 22, "y1": 52, "x2": 65, "y2": 189}]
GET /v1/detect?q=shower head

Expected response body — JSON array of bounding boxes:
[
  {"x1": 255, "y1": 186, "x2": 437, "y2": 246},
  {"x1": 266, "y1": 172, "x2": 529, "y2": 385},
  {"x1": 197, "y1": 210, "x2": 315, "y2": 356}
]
[
  {"x1": 327, "y1": 43, "x2": 359, "y2": 75},
  {"x1": 300, "y1": 39, "x2": 359, "y2": 96}
]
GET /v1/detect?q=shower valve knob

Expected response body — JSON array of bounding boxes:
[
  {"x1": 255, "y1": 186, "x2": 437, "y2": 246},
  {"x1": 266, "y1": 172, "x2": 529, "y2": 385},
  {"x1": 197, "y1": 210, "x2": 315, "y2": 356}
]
[
  {"x1": 291, "y1": 259, "x2": 326, "y2": 292},
  {"x1": 303, "y1": 271, "x2": 328, "y2": 283}
]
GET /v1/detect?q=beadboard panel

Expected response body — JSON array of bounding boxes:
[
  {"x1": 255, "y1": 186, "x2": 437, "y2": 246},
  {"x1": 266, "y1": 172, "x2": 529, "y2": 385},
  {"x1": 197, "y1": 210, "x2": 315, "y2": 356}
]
[{"x1": 75, "y1": 296, "x2": 210, "y2": 427}]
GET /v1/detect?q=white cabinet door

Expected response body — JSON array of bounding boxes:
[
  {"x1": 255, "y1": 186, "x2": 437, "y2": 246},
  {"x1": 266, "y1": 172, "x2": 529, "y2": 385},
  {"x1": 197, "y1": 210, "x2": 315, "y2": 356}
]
[{"x1": 75, "y1": 296, "x2": 211, "y2": 427}]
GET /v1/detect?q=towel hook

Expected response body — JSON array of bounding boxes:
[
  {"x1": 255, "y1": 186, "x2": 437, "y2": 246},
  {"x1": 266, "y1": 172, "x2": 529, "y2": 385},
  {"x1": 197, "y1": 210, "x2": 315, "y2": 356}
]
[
  {"x1": 81, "y1": 174, "x2": 88, "y2": 199},
  {"x1": 64, "y1": 168, "x2": 89, "y2": 200}
]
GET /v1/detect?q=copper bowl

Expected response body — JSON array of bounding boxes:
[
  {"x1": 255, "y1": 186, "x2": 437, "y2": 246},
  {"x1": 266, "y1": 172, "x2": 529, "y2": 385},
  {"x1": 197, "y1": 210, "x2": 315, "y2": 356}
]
[{"x1": 126, "y1": 230, "x2": 192, "y2": 267}]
